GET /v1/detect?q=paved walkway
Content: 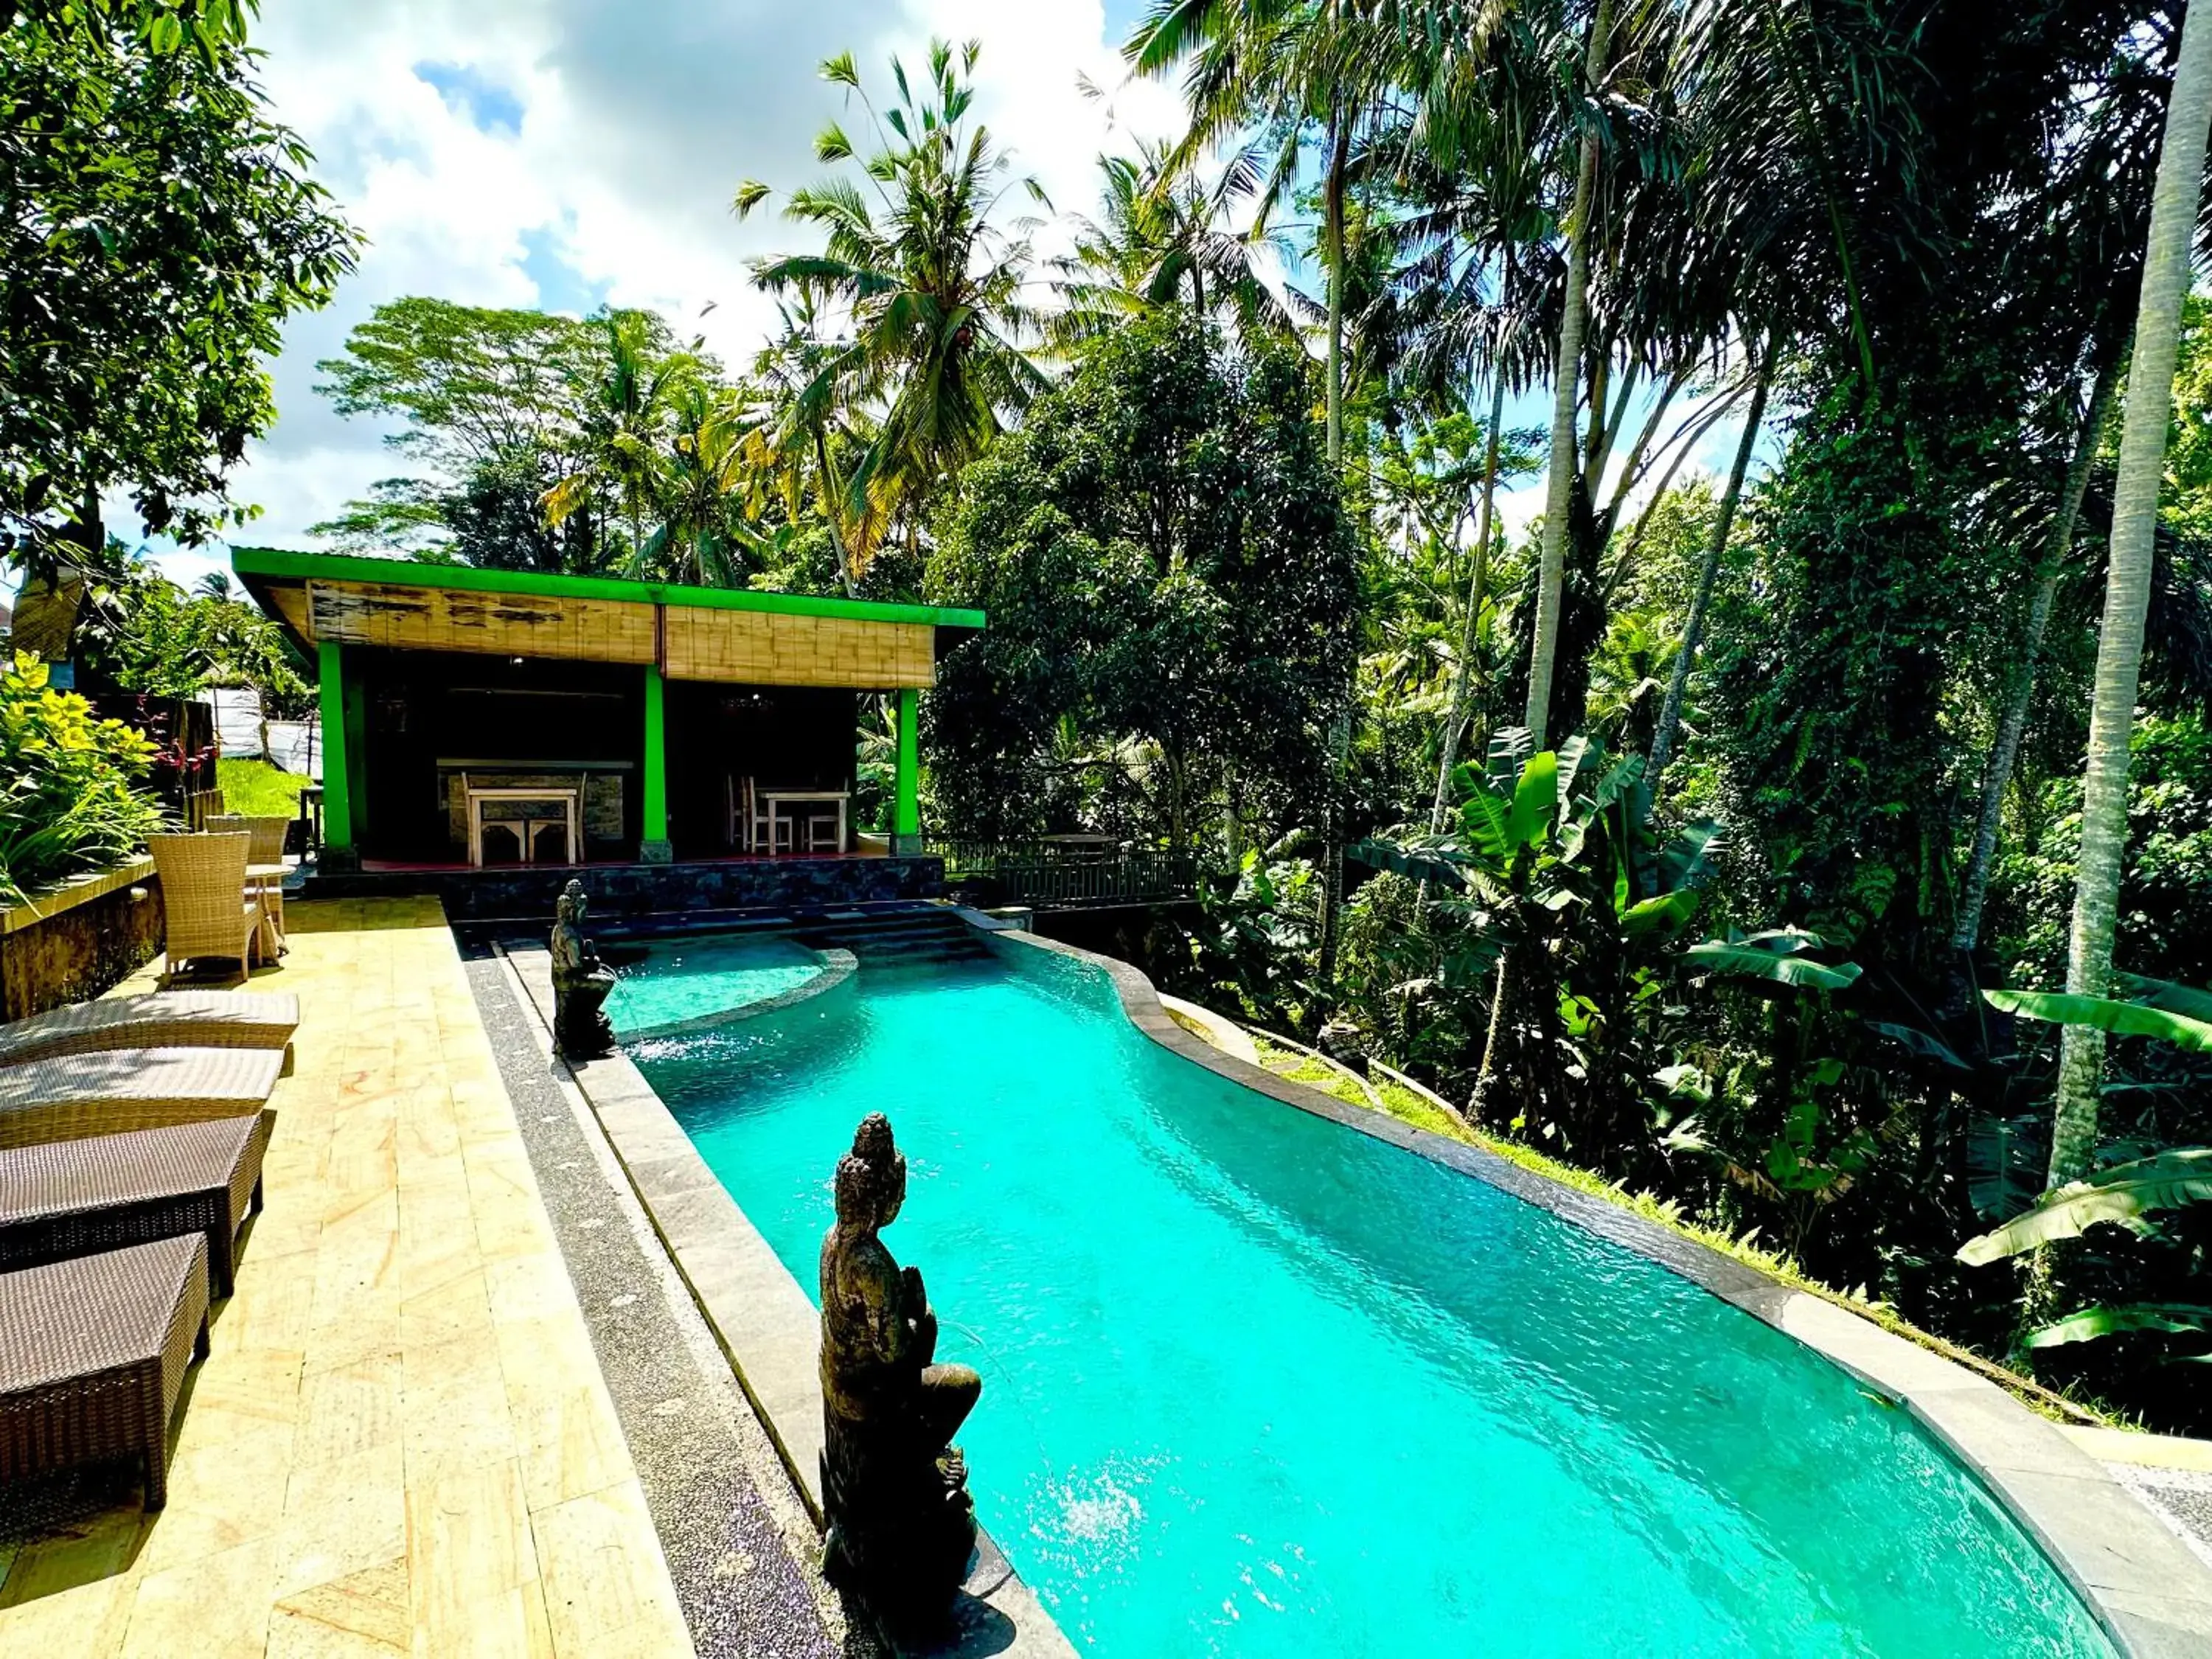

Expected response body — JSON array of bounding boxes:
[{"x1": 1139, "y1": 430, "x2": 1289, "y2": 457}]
[{"x1": 0, "y1": 896, "x2": 692, "y2": 1657}]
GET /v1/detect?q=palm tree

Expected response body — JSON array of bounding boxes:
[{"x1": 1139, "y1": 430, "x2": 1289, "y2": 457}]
[
  {"x1": 1523, "y1": 0, "x2": 1615, "y2": 749},
  {"x1": 1046, "y1": 140, "x2": 1295, "y2": 355},
  {"x1": 543, "y1": 310, "x2": 701, "y2": 576},
  {"x1": 1127, "y1": 0, "x2": 1395, "y2": 469},
  {"x1": 736, "y1": 39, "x2": 1046, "y2": 565},
  {"x1": 2048, "y1": 10, "x2": 2212, "y2": 1188},
  {"x1": 193, "y1": 571, "x2": 234, "y2": 602}
]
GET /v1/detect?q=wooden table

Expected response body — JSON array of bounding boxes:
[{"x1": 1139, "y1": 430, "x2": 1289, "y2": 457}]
[
  {"x1": 465, "y1": 787, "x2": 580, "y2": 868},
  {"x1": 759, "y1": 789, "x2": 849, "y2": 855},
  {"x1": 246, "y1": 862, "x2": 288, "y2": 960}
]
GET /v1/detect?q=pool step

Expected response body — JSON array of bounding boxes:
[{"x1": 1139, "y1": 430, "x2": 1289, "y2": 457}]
[{"x1": 789, "y1": 908, "x2": 995, "y2": 967}]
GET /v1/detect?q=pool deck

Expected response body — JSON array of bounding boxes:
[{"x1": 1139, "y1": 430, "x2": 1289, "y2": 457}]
[{"x1": 0, "y1": 897, "x2": 694, "y2": 1657}]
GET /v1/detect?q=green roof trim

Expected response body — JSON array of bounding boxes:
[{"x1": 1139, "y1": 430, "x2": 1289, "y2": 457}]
[{"x1": 228, "y1": 546, "x2": 986, "y2": 630}]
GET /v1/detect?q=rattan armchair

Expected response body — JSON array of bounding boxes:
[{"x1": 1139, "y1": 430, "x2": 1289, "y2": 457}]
[{"x1": 147, "y1": 832, "x2": 262, "y2": 985}]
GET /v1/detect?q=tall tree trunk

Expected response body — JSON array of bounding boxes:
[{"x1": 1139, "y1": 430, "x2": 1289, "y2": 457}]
[
  {"x1": 2049, "y1": 16, "x2": 2212, "y2": 1189},
  {"x1": 1316, "y1": 106, "x2": 1354, "y2": 984},
  {"x1": 1952, "y1": 353, "x2": 2121, "y2": 956},
  {"x1": 1432, "y1": 373, "x2": 1509, "y2": 831},
  {"x1": 815, "y1": 430, "x2": 860, "y2": 599},
  {"x1": 1324, "y1": 111, "x2": 1350, "y2": 470},
  {"x1": 1524, "y1": 0, "x2": 1614, "y2": 750},
  {"x1": 1647, "y1": 332, "x2": 1777, "y2": 792}
]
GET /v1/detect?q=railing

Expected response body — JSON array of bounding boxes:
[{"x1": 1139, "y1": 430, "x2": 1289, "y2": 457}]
[{"x1": 931, "y1": 838, "x2": 1200, "y2": 910}]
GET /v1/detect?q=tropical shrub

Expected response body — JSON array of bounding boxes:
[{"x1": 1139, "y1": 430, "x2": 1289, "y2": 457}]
[{"x1": 0, "y1": 653, "x2": 165, "y2": 903}]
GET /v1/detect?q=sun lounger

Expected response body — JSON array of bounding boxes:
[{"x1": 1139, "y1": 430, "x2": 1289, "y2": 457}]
[
  {"x1": 0, "y1": 1234, "x2": 211, "y2": 1511},
  {"x1": 0, "y1": 992, "x2": 300, "y2": 1069},
  {"x1": 0, "y1": 1113, "x2": 274, "y2": 1298},
  {"x1": 0, "y1": 1047, "x2": 284, "y2": 1151}
]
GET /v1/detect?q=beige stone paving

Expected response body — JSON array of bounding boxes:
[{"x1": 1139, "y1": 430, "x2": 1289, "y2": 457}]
[{"x1": 0, "y1": 896, "x2": 693, "y2": 1658}]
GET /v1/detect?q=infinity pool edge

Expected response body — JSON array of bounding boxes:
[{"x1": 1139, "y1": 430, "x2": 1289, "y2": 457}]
[{"x1": 982, "y1": 919, "x2": 2212, "y2": 1659}]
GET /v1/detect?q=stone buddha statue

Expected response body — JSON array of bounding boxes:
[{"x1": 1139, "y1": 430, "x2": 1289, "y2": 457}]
[
  {"x1": 548, "y1": 879, "x2": 617, "y2": 1058},
  {"x1": 818, "y1": 1113, "x2": 981, "y2": 1624}
]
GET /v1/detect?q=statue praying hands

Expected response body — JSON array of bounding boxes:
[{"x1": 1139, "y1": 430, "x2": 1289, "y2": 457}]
[
  {"x1": 549, "y1": 880, "x2": 618, "y2": 1059},
  {"x1": 818, "y1": 1113, "x2": 981, "y2": 1624}
]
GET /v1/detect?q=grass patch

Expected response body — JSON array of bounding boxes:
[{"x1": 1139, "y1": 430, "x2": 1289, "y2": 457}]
[
  {"x1": 217, "y1": 758, "x2": 310, "y2": 818},
  {"x1": 1251, "y1": 1034, "x2": 1371, "y2": 1110}
]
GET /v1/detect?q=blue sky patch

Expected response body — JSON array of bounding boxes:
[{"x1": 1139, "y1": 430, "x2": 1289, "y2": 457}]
[{"x1": 413, "y1": 61, "x2": 524, "y2": 135}]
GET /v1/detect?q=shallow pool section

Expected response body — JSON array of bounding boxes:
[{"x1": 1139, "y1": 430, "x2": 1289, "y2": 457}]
[
  {"x1": 633, "y1": 941, "x2": 2114, "y2": 1659},
  {"x1": 604, "y1": 931, "x2": 832, "y2": 1040}
]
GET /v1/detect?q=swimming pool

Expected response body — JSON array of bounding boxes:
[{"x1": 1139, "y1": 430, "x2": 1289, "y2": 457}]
[{"x1": 627, "y1": 934, "x2": 2114, "y2": 1658}]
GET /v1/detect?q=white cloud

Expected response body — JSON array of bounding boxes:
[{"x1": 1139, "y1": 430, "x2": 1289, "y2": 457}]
[{"x1": 131, "y1": 0, "x2": 1180, "y2": 584}]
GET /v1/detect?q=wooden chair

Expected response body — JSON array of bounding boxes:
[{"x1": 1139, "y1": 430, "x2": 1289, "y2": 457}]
[
  {"x1": 147, "y1": 833, "x2": 262, "y2": 986},
  {"x1": 803, "y1": 810, "x2": 841, "y2": 853},
  {"x1": 739, "y1": 776, "x2": 786, "y2": 854}
]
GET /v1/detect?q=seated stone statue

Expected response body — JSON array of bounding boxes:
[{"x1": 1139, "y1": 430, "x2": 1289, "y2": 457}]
[
  {"x1": 819, "y1": 1113, "x2": 981, "y2": 1624},
  {"x1": 549, "y1": 879, "x2": 617, "y2": 1059}
]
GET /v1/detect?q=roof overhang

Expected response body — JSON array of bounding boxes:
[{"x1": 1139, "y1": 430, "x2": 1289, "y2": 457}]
[{"x1": 232, "y1": 548, "x2": 984, "y2": 692}]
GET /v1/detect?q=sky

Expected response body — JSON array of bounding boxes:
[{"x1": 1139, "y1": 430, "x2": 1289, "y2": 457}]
[{"x1": 133, "y1": 0, "x2": 1759, "y2": 591}]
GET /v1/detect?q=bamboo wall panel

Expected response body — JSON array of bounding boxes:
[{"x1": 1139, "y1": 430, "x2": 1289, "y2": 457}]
[
  {"x1": 661, "y1": 608, "x2": 935, "y2": 689},
  {"x1": 296, "y1": 579, "x2": 935, "y2": 686},
  {"x1": 306, "y1": 581, "x2": 656, "y2": 663}
]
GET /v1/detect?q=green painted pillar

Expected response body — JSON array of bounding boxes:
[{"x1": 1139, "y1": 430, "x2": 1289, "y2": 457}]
[
  {"x1": 316, "y1": 640, "x2": 358, "y2": 869},
  {"x1": 893, "y1": 686, "x2": 922, "y2": 855},
  {"x1": 641, "y1": 664, "x2": 672, "y2": 863}
]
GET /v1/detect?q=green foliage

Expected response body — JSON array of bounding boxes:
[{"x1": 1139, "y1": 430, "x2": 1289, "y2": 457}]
[
  {"x1": 0, "y1": 652, "x2": 164, "y2": 903},
  {"x1": 923, "y1": 311, "x2": 1356, "y2": 849},
  {"x1": 0, "y1": 4, "x2": 356, "y2": 552},
  {"x1": 1992, "y1": 712, "x2": 2212, "y2": 989}
]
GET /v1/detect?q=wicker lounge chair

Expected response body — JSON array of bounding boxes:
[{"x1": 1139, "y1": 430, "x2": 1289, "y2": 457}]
[
  {"x1": 147, "y1": 832, "x2": 263, "y2": 985},
  {"x1": 0, "y1": 1046, "x2": 283, "y2": 1151},
  {"x1": 0, "y1": 1113, "x2": 273, "y2": 1298},
  {"x1": 0, "y1": 992, "x2": 299, "y2": 1069},
  {"x1": 0, "y1": 1234, "x2": 211, "y2": 1511}
]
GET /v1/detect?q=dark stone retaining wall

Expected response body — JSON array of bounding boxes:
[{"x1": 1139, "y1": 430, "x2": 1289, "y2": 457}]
[
  {"x1": 0, "y1": 863, "x2": 165, "y2": 1021},
  {"x1": 307, "y1": 855, "x2": 945, "y2": 923}
]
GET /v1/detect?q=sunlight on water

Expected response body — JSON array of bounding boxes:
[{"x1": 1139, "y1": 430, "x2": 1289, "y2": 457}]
[{"x1": 634, "y1": 941, "x2": 2115, "y2": 1659}]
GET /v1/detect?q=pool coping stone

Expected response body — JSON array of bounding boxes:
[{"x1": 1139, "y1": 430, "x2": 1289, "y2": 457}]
[
  {"x1": 498, "y1": 939, "x2": 1078, "y2": 1659},
  {"x1": 988, "y1": 921, "x2": 2212, "y2": 1659}
]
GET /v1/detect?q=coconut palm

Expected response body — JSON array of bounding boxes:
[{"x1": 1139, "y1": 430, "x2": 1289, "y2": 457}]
[
  {"x1": 542, "y1": 310, "x2": 703, "y2": 576},
  {"x1": 735, "y1": 39, "x2": 1047, "y2": 566},
  {"x1": 1046, "y1": 139, "x2": 1296, "y2": 355},
  {"x1": 2049, "y1": 9, "x2": 2212, "y2": 1187}
]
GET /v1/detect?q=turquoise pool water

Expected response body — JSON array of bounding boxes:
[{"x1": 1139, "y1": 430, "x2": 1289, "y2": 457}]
[
  {"x1": 604, "y1": 933, "x2": 828, "y2": 1038},
  {"x1": 631, "y1": 939, "x2": 2114, "y2": 1658}
]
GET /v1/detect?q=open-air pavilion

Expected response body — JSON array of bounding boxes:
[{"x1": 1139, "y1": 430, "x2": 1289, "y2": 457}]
[{"x1": 230, "y1": 549, "x2": 984, "y2": 880}]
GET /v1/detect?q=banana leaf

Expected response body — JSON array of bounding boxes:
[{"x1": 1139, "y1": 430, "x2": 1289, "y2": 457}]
[
  {"x1": 2024, "y1": 1304, "x2": 2212, "y2": 1349},
  {"x1": 1982, "y1": 988, "x2": 2212, "y2": 1052},
  {"x1": 1683, "y1": 942, "x2": 1863, "y2": 990},
  {"x1": 1955, "y1": 1147, "x2": 2212, "y2": 1265},
  {"x1": 1505, "y1": 750, "x2": 1557, "y2": 851},
  {"x1": 1965, "y1": 1114, "x2": 2045, "y2": 1219},
  {"x1": 1620, "y1": 888, "x2": 1701, "y2": 938}
]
